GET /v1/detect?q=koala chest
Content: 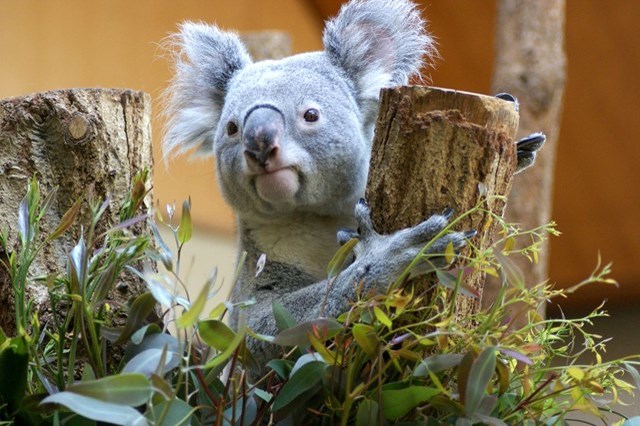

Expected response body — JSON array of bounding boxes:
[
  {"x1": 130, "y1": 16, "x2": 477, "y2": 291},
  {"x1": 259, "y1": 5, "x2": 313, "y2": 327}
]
[{"x1": 246, "y1": 217, "x2": 350, "y2": 281}]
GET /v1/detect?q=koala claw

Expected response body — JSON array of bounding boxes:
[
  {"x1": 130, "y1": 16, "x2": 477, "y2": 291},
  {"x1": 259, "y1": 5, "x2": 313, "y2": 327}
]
[
  {"x1": 516, "y1": 132, "x2": 546, "y2": 173},
  {"x1": 423, "y1": 230, "x2": 468, "y2": 255},
  {"x1": 495, "y1": 92, "x2": 519, "y2": 112},
  {"x1": 464, "y1": 230, "x2": 478, "y2": 239},
  {"x1": 442, "y1": 207, "x2": 454, "y2": 219},
  {"x1": 517, "y1": 132, "x2": 546, "y2": 153},
  {"x1": 337, "y1": 228, "x2": 358, "y2": 246},
  {"x1": 354, "y1": 198, "x2": 376, "y2": 238}
]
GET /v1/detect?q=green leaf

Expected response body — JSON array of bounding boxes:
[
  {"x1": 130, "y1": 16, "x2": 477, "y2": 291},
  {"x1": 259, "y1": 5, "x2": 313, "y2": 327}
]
[
  {"x1": 567, "y1": 366, "x2": 584, "y2": 381},
  {"x1": 150, "y1": 223, "x2": 174, "y2": 271},
  {"x1": 203, "y1": 318, "x2": 246, "y2": 369},
  {"x1": 146, "y1": 398, "x2": 195, "y2": 426},
  {"x1": 435, "y1": 270, "x2": 479, "y2": 299},
  {"x1": 177, "y1": 199, "x2": 192, "y2": 245},
  {"x1": 495, "y1": 360, "x2": 510, "y2": 395},
  {"x1": 176, "y1": 277, "x2": 210, "y2": 328},
  {"x1": 41, "y1": 392, "x2": 146, "y2": 425},
  {"x1": 91, "y1": 263, "x2": 117, "y2": 305},
  {"x1": 122, "y1": 348, "x2": 180, "y2": 377},
  {"x1": 121, "y1": 169, "x2": 149, "y2": 221},
  {"x1": 208, "y1": 302, "x2": 227, "y2": 320},
  {"x1": 457, "y1": 350, "x2": 476, "y2": 406},
  {"x1": 65, "y1": 373, "x2": 152, "y2": 406},
  {"x1": 267, "y1": 359, "x2": 294, "y2": 380},
  {"x1": 0, "y1": 228, "x2": 7, "y2": 252},
  {"x1": 352, "y1": 324, "x2": 378, "y2": 359},
  {"x1": 101, "y1": 326, "x2": 124, "y2": 343},
  {"x1": 476, "y1": 413, "x2": 508, "y2": 426},
  {"x1": 624, "y1": 362, "x2": 640, "y2": 390},
  {"x1": 69, "y1": 232, "x2": 88, "y2": 292},
  {"x1": 356, "y1": 399, "x2": 379, "y2": 426},
  {"x1": 124, "y1": 332, "x2": 180, "y2": 362},
  {"x1": 493, "y1": 249, "x2": 525, "y2": 289},
  {"x1": 49, "y1": 197, "x2": 82, "y2": 241},
  {"x1": 0, "y1": 336, "x2": 28, "y2": 413},
  {"x1": 271, "y1": 361, "x2": 327, "y2": 412},
  {"x1": 272, "y1": 318, "x2": 342, "y2": 347},
  {"x1": 272, "y1": 300, "x2": 297, "y2": 333},
  {"x1": 18, "y1": 194, "x2": 31, "y2": 246},
  {"x1": 254, "y1": 388, "x2": 273, "y2": 403},
  {"x1": 327, "y1": 237, "x2": 357, "y2": 278},
  {"x1": 464, "y1": 346, "x2": 497, "y2": 416},
  {"x1": 81, "y1": 363, "x2": 96, "y2": 382},
  {"x1": 130, "y1": 323, "x2": 161, "y2": 345},
  {"x1": 223, "y1": 394, "x2": 257, "y2": 426},
  {"x1": 373, "y1": 306, "x2": 392, "y2": 329},
  {"x1": 380, "y1": 386, "x2": 440, "y2": 420},
  {"x1": 115, "y1": 292, "x2": 157, "y2": 345},
  {"x1": 503, "y1": 236, "x2": 516, "y2": 253},
  {"x1": 37, "y1": 185, "x2": 58, "y2": 221},
  {"x1": 444, "y1": 241, "x2": 455, "y2": 264},
  {"x1": 198, "y1": 319, "x2": 236, "y2": 351},
  {"x1": 413, "y1": 354, "x2": 464, "y2": 377}
]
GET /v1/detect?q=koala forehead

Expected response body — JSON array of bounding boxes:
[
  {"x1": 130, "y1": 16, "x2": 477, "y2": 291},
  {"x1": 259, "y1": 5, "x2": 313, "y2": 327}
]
[{"x1": 223, "y1": 52, "x2": 357, "y2": 116}]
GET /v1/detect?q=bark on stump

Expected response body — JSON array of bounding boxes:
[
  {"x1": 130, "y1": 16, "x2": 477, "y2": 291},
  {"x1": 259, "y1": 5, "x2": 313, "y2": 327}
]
[
  {"x1": 365, "y1": 86, "x2": 519, "y2": 317},
  {"x1": 0, "y1": 88, "x2": 153, "y2": 335}
]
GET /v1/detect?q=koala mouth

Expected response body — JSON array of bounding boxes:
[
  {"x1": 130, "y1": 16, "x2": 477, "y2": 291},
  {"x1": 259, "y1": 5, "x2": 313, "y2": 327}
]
[{"x1": 253, "y1": 167, "x2": 300, "y2": 205}]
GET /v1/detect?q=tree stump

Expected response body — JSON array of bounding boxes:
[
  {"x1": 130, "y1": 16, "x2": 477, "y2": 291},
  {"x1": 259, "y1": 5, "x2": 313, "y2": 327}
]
[
  {"x1": 0, "y1": 88, "x2": 153, "y2": 335},
  {"x1": 365, "y1": 86, "x2": 519, "y2": 317}
]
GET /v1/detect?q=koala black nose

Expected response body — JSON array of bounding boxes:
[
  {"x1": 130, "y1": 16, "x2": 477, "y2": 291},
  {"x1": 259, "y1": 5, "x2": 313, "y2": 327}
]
[{"x1": 243, "y1": 106, "x2": 285, "y2": 169}]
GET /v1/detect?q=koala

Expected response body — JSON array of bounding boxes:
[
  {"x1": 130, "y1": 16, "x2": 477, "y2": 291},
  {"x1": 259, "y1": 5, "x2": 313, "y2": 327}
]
[{"x1": 164, "y1": 0, "x2": 544, "y2": 364}]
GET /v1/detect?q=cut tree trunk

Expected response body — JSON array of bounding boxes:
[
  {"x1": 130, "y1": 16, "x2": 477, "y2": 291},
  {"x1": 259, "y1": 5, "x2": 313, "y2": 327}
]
[
  {"x1": 487, "y1": 0, "x2": 567, "y2": 313},
  {"x1": 365, "y1": 86, "x2": 519, "y2": 316},
  {"x1": 0, "y1": 88, "x2": 153, "y2": 335}
]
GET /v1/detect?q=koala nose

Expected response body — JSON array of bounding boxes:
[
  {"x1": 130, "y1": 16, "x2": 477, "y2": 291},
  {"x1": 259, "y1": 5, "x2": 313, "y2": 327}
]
[{"x1": 243, "y1": 106, "x2": 284, "y2": 170}]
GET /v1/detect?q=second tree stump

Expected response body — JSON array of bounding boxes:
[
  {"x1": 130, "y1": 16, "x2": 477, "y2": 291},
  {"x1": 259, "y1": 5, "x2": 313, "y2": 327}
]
[{"x1": 365, "y1": 86, "x2": 519, "y2": 316}]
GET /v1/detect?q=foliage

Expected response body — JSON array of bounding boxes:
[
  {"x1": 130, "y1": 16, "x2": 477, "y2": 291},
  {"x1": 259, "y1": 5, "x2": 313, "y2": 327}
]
[{"x1": 1, "y1": 176, "x2": 639, "y2": 425}]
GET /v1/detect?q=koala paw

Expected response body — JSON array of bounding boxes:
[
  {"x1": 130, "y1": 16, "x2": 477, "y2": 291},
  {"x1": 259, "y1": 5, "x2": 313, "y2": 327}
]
[
  {"x1": 339, "y1": 199, "x2": 475, "y2": 295},
  {"x1": 494, "y1": 93, "x2": 546, "y2": 173},
  {"x1": 515, "y1": 132, "x2": 546, "y2": 172},
  {"x1": 495, "y1": 92, "x2": 520, "y2": 112}
]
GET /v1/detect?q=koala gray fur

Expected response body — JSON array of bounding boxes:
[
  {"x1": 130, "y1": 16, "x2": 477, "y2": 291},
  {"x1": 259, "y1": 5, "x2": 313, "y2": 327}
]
[{"x1": 164, "y1": 0, "x2": 541, "y2": 365}]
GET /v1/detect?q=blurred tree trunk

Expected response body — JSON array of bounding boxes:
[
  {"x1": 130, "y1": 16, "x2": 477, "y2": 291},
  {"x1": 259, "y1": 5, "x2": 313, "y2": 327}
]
[
  {"x1": 0, "y1": 88, "x2": 153, "y2": 335},
  {"x1": 486, "y1": 0, "x2": 567, "y2": 313},
  {"x1": 240, "y1": 31, "x2": 291, "y2": 61}
]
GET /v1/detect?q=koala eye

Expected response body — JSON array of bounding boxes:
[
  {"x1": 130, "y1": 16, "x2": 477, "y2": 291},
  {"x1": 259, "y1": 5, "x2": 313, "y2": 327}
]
[
  {"x1": 303, "y1": 108, "x2": 320, "y2": 123},
  {"x1": 226, "y1": 121, "x2": 239, "y2": 136}
]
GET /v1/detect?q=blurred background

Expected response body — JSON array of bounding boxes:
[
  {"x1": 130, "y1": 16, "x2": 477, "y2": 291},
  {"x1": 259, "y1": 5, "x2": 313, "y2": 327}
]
[{"x1": 0, "y1": 1, "x2": 639, "y2": 361}]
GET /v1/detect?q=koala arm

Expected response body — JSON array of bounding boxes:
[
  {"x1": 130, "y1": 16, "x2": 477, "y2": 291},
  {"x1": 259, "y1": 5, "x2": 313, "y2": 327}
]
[{"x1": 235, "y1": 200, "x2": 471, "y2": 361}]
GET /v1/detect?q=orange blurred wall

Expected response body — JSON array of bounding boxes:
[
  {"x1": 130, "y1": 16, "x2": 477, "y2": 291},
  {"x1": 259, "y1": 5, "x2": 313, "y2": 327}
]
[{"x1": 0, "y1": 0, "x2": 323, "y2": 235}]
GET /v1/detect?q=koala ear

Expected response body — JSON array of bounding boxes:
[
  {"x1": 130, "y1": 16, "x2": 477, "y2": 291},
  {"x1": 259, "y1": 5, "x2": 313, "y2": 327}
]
[
  {"x1": 163, "y1": 22, "x2": 252, "y2": 156},
  {"x1": 323, "y1": 0, "x2": 436, "y2": 101}
]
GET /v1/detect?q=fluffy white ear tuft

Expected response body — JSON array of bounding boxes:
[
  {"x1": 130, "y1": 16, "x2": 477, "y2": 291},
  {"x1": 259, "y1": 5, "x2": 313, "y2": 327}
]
[
  {"x1": 162, "y1": 22, "x2": 252, "y2": 157},
  {"x1": 323, "y1": 0, "x2": 436, "y2": 101}
]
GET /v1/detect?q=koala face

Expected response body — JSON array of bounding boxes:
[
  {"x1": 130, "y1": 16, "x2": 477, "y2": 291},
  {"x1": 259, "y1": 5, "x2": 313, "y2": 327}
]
[
  {"x1": 214, "y1": 53, "x2": 370, "y2": 220},
  {"x1": 164, "y1": 0, "x2": 434, "y2": 223}
]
